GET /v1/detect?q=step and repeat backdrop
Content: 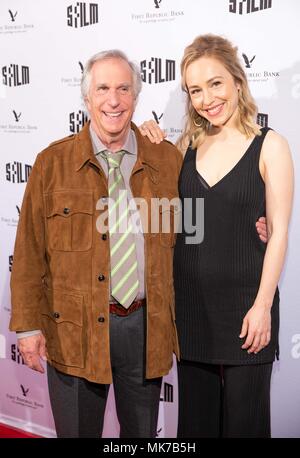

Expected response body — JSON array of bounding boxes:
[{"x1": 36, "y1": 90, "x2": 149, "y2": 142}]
[{"x1": 0, "y1": 0, "x2": 299, "y2": 438}]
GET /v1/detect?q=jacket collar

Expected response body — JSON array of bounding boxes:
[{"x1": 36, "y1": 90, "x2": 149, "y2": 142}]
[{"x1": 74, "y1": 121, "x2": 101, "y2": 172}]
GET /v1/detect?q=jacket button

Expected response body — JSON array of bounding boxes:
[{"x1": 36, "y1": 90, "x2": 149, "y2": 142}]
[
  {"x1": 98, "y1": 316, "x2": 105, "y2": 323},
  {"x1": 53, "y1": 312, "x2": 60, "y2": 319},
  {"x1": 102, "y1": 234, "x2": 107, "y2": 241},
  {"x1": 98, "y1": 274, "x2": 105, "y2": 281},
  {"x1": 63, "y1": 207, "x2": 70, "y2": 215}
]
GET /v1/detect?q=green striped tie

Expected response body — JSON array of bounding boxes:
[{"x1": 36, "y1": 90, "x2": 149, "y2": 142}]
[{"x1": 101, "y1": 150, "x2": 139, "y2": 309}]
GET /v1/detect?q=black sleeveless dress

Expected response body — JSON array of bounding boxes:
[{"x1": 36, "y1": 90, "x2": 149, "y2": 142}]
[{"x1": 174, "y1": 127, "x2": 279, "y2": 365}]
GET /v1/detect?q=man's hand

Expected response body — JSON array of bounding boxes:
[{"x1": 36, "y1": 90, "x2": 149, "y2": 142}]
[
  {"x1": 18, "y1": 333, "x2": 47, "y2": 373},
  {"x1": 256, "y1": 216, "x2": 268, "y2": 243},
  {"x1": 139, "y1": 120, "x2": 166, "y2": 144}
]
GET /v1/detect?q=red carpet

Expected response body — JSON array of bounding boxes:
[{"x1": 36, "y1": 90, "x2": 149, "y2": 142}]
[{"x1": 0, "y1": 423, "x2": 40, "y2": 438}]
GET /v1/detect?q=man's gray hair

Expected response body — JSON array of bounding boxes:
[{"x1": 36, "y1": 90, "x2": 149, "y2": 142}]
[{"x1": 81, "y1": 49, "x2": 142, "y2": 99}]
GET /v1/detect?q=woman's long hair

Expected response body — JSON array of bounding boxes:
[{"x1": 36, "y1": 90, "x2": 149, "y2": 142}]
[{"x1": 176, "y1": 34, "x2": 261, "y2": 154}]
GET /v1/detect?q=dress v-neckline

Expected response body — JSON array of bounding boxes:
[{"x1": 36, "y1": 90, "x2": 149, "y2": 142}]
[{"x1": 194, "y1": 134, "x2": 259, "y2": 190}]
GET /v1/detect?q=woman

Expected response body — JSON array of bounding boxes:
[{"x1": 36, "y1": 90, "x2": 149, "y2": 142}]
[{"x1": 140, "y1": 34, "x2": 294, "y2": 438}]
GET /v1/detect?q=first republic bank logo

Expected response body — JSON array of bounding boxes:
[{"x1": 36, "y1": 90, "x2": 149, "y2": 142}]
[
  {"x1": 242, "y1": 52, "x2": 280, "y2": 82},
  {"x1": 131, "y1": 1, "x2": 184, "y2": 24},
  {"x1": 0, "y1": 10, "x2": 34, "y2": 35},
  {"x1": 8, "y1": 10, "x2": 18, "y2": 22},
  {"x1": 152, "y1": 110, "x2": 183, "y2": 139},
  {"x1": 13, "y1": 110, "x2": 22, "y2": 122},
  {"x1": 20, "y1": 385, "x2": 29, "y2": 397},
  {"x1": 67, "y1": 2, "x2": 99, "y2": 28},
  {"x1": 229, "y1": 0, "x2": 272, "y2": 14},
  {"x1": 242, "y1": 53, "x2": 256, "y2": 69}
]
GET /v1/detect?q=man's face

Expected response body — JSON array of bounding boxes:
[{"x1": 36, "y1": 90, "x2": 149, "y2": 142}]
[{"x1": 85, "y1": 57, "x2": 136, "y2": 146}]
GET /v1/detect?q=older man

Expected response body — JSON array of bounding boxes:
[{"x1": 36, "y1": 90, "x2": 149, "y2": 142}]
[{"x1": 10, "y1": 50, "x2": 182, "y2": 438}]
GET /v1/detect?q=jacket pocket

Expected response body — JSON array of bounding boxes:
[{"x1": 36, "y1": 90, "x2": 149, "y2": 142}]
[
  {"x1": 41, "y1": 288, "x2": 84, "y2": 368},
  {"x1": 45, "y1": 190, "x2": 93, "y2": 251}
]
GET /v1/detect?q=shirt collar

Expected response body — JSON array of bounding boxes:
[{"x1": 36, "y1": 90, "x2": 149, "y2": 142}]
[{"x1": 89, "y1": 124, "x2": 136, "y2": 156}]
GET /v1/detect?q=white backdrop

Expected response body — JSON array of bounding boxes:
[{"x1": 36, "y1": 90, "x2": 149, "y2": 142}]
[{"x1": 0, "y1": 0, "x2": 299, "y2": 438}]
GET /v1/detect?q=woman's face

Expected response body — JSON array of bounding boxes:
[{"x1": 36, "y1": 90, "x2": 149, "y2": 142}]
[{"x1": 185, "y1": 56, "x2": 240, "y2": 129}]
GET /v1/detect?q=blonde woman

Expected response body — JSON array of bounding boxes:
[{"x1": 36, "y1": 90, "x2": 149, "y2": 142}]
[{"x1": 140, "y1": 34, "x2": 293, "y2": 438}]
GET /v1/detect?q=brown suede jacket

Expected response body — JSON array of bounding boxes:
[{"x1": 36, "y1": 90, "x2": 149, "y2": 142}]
[{"x1": 10, "y1": 122, "x2": 183, "y2": 383}]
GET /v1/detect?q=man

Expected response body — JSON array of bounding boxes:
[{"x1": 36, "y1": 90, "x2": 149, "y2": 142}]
[
  {"x1": 10, "y1": 50, "x2": 182, "y2": 438},
  {"x1": 10, "y1": 49, "x2": 267, "y2": 438}
]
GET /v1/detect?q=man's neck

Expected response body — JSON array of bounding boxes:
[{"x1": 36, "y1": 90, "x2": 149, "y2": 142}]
[{"x1": 91, "y1": 121, "x2": 130, "y2": 152}]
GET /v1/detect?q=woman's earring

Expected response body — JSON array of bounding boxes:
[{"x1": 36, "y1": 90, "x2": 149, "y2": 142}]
[{"x1": 193, "y1": 118, "x2": 202, "y2": 128}]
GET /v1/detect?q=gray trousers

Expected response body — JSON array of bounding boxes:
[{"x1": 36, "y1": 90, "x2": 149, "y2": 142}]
[{"x1": 47, "y1": 306, "x2": 162, "y2": 438}]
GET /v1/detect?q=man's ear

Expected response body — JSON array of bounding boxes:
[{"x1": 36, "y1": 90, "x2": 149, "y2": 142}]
[{"x1": 85, "y1": 97, "x2": 91, "y2": 112}]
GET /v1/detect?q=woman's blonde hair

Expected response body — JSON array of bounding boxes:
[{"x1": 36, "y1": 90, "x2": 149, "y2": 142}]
[{"x1": 176, "y1": 34, "x2": 261, "y2": 154}]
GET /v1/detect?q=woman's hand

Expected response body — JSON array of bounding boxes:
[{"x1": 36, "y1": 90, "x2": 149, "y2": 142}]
[
  {"x1": 256, "y1": 216, "x2": 268, "y2": 243},
  {"x1": 239, "y1": 302, "x2": 271, "y2": 354},
  {"x1": 139, "y1": 120, "x2": 166, "y2": 144}
]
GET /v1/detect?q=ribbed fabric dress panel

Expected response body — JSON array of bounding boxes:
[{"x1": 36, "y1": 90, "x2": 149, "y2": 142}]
[{"x1": 174, "y1": 127, "x2": 279, "y2": 365}]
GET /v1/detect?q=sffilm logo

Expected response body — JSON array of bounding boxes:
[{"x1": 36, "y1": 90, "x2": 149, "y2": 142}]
[
  {"x1": 9, "y1": 255, "x2": 13, "y2": 272},
  {"x1": 6, "y1": 162, "x2": 32, "y2": 183},
  {"x1": 229, "y1": 0, "x2": 272, "y2": 14},
  {"x1": 2, "y1": 65, "x2": 30, "y2": 87},
  {"x1": 69, "y1": 110, "x2": 88, "y2": 133},
  {"x1": 160, "y1": 382, "x2": 173, "y2": 403},
  {"x1": 141, "y1": 58, "x2": 175, "y2": 84},
  {"x1": 257, "y1": 113, "x2": 268, "y2": 128},
  {"x1": 11, "y1": 344, "x2": 25, "y2": 365},
  {"x1": 67, "y1": 2, "x2": 99, "y2": 28}
]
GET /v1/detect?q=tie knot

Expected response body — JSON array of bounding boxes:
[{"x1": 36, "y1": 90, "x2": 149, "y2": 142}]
[{"x1": 101, "y1": 150, "x2": 125, "y2": 169}]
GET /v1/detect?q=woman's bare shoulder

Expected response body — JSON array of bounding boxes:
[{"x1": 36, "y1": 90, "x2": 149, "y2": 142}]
[{"x1": 262, "y1": 128, "x2": 290, "y2": 159}]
